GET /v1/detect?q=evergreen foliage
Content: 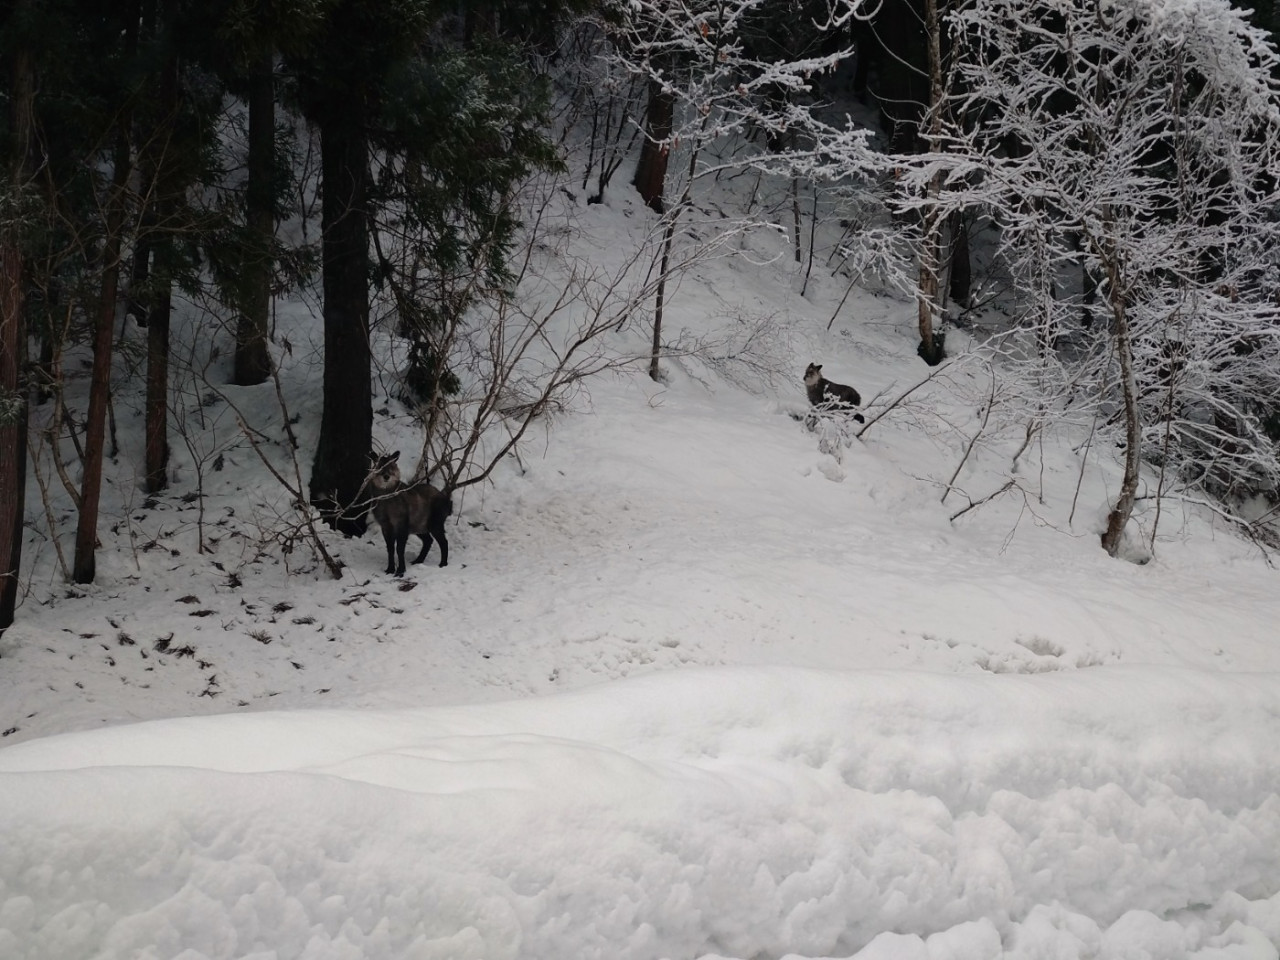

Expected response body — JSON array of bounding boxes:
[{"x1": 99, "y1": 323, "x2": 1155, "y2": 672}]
[{"x1": 372, "y1": 43, "x2": 562, "y2": 406}]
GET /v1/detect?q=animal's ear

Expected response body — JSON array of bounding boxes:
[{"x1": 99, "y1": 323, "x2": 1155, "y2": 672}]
[
  {"x1": 389, "y1": 450, "x2": 400, "y2": 462},
  {"x1": 815, "y1": 364, "x2": 822, "y2": 372},
  {"x1": 369, "y1": 450, "x2": 379, "y2": 462}
]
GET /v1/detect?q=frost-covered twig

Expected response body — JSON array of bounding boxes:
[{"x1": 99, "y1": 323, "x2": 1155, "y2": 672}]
[
  {"x1": 221, "y1": 361, "x2": 344, "y2": 580},
  {"x1": 948, "y1": 479, "x2": 1016, "y2": 522},
  {"x1": 855, "y1": 358, "x2": 961, "y2": 438},
  {"x1": 941, "y1": 370, "x2": 996, "y2": 505}
]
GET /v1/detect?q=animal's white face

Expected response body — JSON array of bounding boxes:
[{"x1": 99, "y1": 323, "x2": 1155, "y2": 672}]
[
  {"x1": 803, "y1": 363, "x2": 822, "y2": 386},
  {"x1": 369, "y1": 454, "x2": 401, "y2": 491}
]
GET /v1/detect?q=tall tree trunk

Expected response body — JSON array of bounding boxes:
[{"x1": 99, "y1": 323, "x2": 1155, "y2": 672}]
[
  {"x1": 144, "y1": 286, "x2": 170, "y2": 492},
  {"x1": 1, "y1": 38, "x2": 34, "y2": 631},
  {"x1": 649, "y1": 216, "x2": 676, "y2": 381},
  {"x1": 1101, "y1": 296, "x2": 1141, "y2": 557},
  {"x1": 144, "y1": 25, "x2": 179, "y2": 494},
  {"x1": 309, "y1": 101, "x2": 372, "y2": 536},
  {"x1": 233, "y1": 50, "x2": 275, "y2": 386},
  {"x1": 915, "y1": 0, "x2": 946, "y2": 366},
  {"x1": 73, "y1": 0, "x2": 139, "y2": 584},
  {"x1": 632, "y1": 79, "x2": 673, "y2": 214},
  {"x1": 917, "y1": 210, "x2": 943, "y2": 363},
  {"x1": 73, "y1": 124, "x2": 132, "y2": 584},
  {"x1": 643, "y1": 40, "x2": 718, "y2": 382}
]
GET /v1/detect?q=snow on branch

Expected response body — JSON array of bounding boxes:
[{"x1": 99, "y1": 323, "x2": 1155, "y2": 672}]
[{"x1": 893, "y1": 0, "x2": 1280, "y2": 550}]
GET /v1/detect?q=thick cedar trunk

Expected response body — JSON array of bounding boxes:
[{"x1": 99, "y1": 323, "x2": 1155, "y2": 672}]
[
  {"x1": 1, "y1": 42, "x2": 33, "y2": 630},
  {"x1": 73, "y1": 126, "x2": 131, "y2": 583},
  {"x1": 632, "y1": 80, "x2": 673, "y2": 214},
  {"x1": 144, "y1": 286, "x2": 170, "y2": 492},
  {"x1": 144, "y1": 29, "x2": 179, "y2": 494},
  {"x1": 73, "y1": 0, "x2": 139, "y2": 584},
  {"x1": 233, "y1": 51, "x2": 275, "y2": 386},
  {"x1": 309, "y1": 101, "x2": 372, "y2": 536}
]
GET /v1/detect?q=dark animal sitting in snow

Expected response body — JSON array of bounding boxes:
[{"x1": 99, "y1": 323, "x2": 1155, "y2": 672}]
[
  {"x1": 365, "y1": 451, "x2": 453, "y2": 577},
  {"x1": 803, "y1": 363, "x2": 865, "y2": 423}
]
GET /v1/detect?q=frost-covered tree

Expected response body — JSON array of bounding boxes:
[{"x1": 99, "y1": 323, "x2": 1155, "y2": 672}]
[
  {"x1": 604, "y1": 0, "x2": 883, "y2": 379},
  {"x1": 900, "y1": 0, "x2": 1280, "y2": 556}
]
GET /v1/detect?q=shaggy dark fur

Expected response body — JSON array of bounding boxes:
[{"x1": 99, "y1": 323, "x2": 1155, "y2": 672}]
[
  {"x1": 803, "y1": 363, "x2": 865, "y2": 423},
  {"x1": 366, "y1": 451, "x2": 453, "y2": 577}
]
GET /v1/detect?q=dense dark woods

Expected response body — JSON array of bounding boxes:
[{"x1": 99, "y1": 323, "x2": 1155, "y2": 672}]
[
  {"x1": 3, "y1": 0, "x2": 1280, "y2": 629},
  {"x1": 0, "y1": 0, "x2": 33, "y2": 628},
  {"x1": 0, "y1": 0, "x2": 570, "y2": 616}
]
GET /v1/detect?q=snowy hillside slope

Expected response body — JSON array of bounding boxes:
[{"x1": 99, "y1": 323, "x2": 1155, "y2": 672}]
[
  {"x1": 0, "y1": 156, "x2": 1278, "y2": 959},
  {"x1": 3, "y1": 182, "x2": 1277, "y2": 740}
]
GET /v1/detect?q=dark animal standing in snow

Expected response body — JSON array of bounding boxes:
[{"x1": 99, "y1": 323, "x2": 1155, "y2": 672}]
[
  {"x1": 365, "y1": 451, "x2": 453, "y2": 577},
  {"x1": 804, "y1": 363, "x2": 865, "y2": 423}
]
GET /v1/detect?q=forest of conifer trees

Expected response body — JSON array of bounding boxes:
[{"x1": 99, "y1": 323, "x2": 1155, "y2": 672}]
[{"x1": 4, "y1": 0, "x2": 1280, "y2": 631}]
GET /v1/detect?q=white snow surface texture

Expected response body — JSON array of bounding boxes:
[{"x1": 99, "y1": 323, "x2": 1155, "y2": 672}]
[
  {"x1": 2, "y1": 156, "x2": 1280, "y2": 960},
  {"x1": 2, "y1": 666, "x2": 1279, "y2": 960}
]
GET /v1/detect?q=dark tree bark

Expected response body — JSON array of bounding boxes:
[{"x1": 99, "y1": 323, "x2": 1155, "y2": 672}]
[
  {"x1": 0, "y1": 253, "x2": 26, "y2": 629},
  {"x1": 144, "y1": 16, "x2": 179, "y2": 494},
  {"x1": 73, "y1": 124, "x2": 132, "y2": 584},
  {"x1": 1, "y1": 37, "x2": 34, "y2": 631},
  {"x1": 309, "y1": 96, "x2": 372, "y2": 536},
  {"x1": 127, "y1": 235, "x2": 150, "y2": 325},
  {"x1": 632, "y1": 79, "x2": 673, "y2": 214},
  {"x1": 233, "y1": 50, "x2": 275, "y2": 386},
  {"x1": 650, "y1": 217, "x2": 675, "y2": 381},
  {"x1": 73, "y1": 0, "x2": 139, "y2": 584},
  {"x1": 143, "y1": 283, "x2": 171, "y2": 493}
]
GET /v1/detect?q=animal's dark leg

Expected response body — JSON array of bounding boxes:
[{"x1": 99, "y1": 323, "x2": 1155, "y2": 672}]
[
  {"x1": 394, "y1": 528, "x2": 409, "y2": 577},
  {"x1": 412, "y1": 534, "x2": 433, "y2": 565},
  {"x1": 382, "y1": 527, "x2": 397, "y2": 575},
  {"x1": 430, "y1": 518, "x2": 449, "y2": 567}
]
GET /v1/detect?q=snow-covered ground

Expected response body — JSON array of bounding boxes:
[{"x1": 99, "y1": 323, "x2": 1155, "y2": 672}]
[{"x1": 1, "y1": 181, "x2": 1279, "y2": 959}]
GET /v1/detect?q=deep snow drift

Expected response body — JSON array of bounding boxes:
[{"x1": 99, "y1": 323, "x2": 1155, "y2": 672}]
[{"x1": 1, "y1": 666, "x2": 1278, "y2": 959}]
